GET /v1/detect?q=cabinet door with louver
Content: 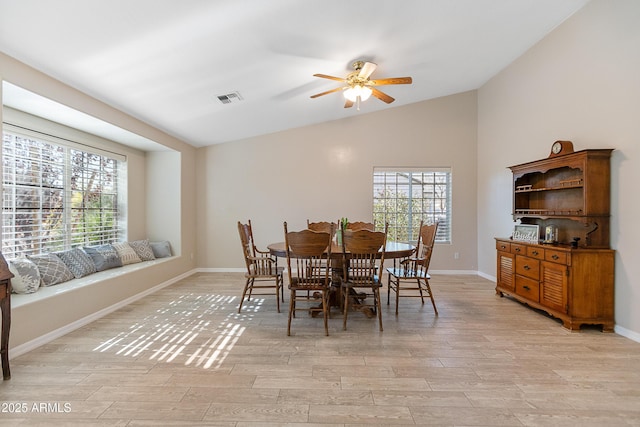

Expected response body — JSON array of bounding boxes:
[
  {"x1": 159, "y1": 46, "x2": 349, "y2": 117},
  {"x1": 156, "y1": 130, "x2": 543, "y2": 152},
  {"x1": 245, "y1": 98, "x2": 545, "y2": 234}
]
[
  {"x1": 497, "y1": 251, "x2": 515, "y2": 292},
  {"x1": 540, "y1": 261, "x2": 568, "y2": 313}
]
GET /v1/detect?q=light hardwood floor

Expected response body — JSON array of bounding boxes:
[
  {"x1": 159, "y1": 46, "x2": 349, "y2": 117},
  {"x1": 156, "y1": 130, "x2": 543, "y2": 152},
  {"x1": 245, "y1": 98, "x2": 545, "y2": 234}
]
[{"x1": 1, "y1": 272, "x2": 639, "y2": 426}]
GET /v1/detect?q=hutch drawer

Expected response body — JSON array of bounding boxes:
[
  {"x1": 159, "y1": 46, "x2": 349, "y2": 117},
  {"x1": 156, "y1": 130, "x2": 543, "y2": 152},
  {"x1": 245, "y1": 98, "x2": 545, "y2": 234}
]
[
  {"x1": 515, "y1": 254, "x2": 540, "y2": 280},
  {"x1": 516, "y1": 275, "x2": 540, "y2": 303},
  {"x1": 545, "y1": 249, "x2": 568, "y2": 265}
]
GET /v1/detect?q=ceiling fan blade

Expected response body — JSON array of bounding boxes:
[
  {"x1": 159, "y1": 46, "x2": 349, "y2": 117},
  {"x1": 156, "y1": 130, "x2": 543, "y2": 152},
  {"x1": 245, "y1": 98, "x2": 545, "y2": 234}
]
[
  {"x1": 344, "y1": 99, "x2": 354, "y2": 108},
  {"x1": 371, "y1": 88, "x2": 395, "y2": 104},
  {"x1": 310, "y1": 87, "x2": 344, "y2": 99},
  {"x1": 313, "y1": 73, "x2": 346, "y2": 82},
  {"x1": 358, "y1": 62, "x2": 377, "y2": 79},
  {"x1": 369, "y1": 77, "x2": 413, "y2": 86}
]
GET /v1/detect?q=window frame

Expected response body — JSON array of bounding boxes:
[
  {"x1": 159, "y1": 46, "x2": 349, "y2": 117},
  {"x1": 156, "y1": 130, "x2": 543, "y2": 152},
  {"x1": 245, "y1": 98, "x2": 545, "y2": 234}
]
[
  {"x1": 373, "y1": 167, "x2": 452, "y2": 244},
  {"x1": 2, "y1": 125, "x2": 126, "y2": 258}
]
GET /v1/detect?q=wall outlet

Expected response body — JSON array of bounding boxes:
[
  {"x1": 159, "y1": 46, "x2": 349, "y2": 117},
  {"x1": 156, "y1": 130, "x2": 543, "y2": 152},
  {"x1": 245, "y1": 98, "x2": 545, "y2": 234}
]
[{"x1": 454, "y1": 252, "x2": 460, "y2": 260}]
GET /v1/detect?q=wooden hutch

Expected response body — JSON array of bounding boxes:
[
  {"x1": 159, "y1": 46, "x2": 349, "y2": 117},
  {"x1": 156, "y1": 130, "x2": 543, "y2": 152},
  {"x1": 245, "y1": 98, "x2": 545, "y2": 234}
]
[{"x1": 495, "y1": 141, "x2": 615, "y2": 331}]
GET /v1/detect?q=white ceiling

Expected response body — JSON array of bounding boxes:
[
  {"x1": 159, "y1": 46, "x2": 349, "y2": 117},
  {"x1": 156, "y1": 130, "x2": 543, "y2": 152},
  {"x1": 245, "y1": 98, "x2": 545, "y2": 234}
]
[{"x1": 0, "y1": 0, "x2": 589, "y2": 149}]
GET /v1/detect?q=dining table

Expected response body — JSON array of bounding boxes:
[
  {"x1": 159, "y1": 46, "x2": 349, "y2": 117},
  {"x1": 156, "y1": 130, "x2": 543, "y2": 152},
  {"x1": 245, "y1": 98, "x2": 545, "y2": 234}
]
[
  {"x1": 267, "y1": 241, "x2": 415, "y2": 260},
  {"x1": 267, "y1": 240, "x2": 415, "y2": 315}
]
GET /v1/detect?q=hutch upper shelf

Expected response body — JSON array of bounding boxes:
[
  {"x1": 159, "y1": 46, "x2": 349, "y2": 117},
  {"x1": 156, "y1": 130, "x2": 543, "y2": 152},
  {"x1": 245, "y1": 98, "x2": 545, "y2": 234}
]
[{"x1": 509, "y1": 147, "x2": 613, "y2": 248}]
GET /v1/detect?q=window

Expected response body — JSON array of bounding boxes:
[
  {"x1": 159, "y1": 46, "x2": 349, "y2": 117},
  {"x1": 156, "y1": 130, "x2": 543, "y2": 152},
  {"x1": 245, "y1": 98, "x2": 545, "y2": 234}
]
[
  {"x1": 2, "y1": 128, "x2": 125, "y2": 258},
  {"x1": 373, "y1": 168, "x2": 451, "y2": 244}
]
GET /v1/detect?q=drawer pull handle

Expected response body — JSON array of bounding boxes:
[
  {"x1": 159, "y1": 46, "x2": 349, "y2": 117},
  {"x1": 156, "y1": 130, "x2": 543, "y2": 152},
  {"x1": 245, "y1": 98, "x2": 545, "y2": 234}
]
[
  {"x1": 552, "y1": 255, "x2": 559, "y2": 260},
  {"x1": 523, "y1": 285, "x2": 531, "y2": 291},
  {"x1": 524, "y1": 265, "x2": 530, "y2": 270},
  {"x1": 532, "y1": 250, "x2": 539, "y2": 256},
  {"x1": 501, "y1": 245, "x2": 506, "y2": 249},
  {"x1": 515, "y1": 248, "x2": 521, "y2": 252}
]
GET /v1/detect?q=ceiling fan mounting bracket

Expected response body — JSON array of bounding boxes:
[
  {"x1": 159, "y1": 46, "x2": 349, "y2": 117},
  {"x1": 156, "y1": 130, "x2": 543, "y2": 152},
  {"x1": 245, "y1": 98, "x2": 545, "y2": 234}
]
[{"x1": 346, "y1": 73, "x2": 367, "y2": 88}]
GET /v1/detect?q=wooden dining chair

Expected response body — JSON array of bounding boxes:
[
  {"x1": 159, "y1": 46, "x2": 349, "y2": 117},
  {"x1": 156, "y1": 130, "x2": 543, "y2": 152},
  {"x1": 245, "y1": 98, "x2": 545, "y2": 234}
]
[
  {"x1": 340, "y1": 222, "x2": 388, "y2": 331},
  {"x1": 307, "y1": 220, "x2": 339, "y2": 284},
  {"x1": 346, "y1": 221, "x2": 375, "y2": 231},
  {"x1": 237, "y1": 220, "x2": 284, "y2": 313},
  {"x1": 284, "y1": 222, "x2": 333, "y2": 336},
  {"x1": 386, "y1": 221, "x2": 439, "y2": 315},
  {"x1": 307, "y1": 220, "x2": 337, "y2": 238}
]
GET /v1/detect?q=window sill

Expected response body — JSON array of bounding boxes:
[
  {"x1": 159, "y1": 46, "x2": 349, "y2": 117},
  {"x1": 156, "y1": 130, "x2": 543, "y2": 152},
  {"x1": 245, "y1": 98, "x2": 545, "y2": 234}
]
[{"x1": 12, "y1": 257, "x2": 175, "y2": 308}]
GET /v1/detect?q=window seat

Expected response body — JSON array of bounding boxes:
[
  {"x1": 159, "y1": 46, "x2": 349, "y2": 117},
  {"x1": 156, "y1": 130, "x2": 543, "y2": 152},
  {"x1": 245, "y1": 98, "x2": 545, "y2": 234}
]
[{"x1": 12, "y1": 257, "x2": 175, "y2": 308}]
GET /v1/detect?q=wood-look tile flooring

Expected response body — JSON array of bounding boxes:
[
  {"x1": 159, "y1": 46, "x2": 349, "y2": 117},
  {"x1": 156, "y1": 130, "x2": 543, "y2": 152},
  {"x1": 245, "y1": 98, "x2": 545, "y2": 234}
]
[{"x1": 1, "y1": 272, "x2": 640, "y2": 426}]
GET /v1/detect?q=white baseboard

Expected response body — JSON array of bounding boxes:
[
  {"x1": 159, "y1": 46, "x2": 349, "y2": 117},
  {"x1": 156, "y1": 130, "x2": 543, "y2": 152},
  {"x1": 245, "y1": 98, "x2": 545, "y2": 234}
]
[
  {"x1": 477, "y1": 271, "x2": 496, "y2": 282},
  {"x1": 10, "y1": 269, "x2": 197, "y2": 359},
  {"x1": 614, "y1": 325, "x2": 640, "y2": 343},
  {"x1": 196, "y1": 267, "x2": 245, "y2": 273},
  {"x1": 429, "y1": 270, "x2": 479, "y2": 275}
]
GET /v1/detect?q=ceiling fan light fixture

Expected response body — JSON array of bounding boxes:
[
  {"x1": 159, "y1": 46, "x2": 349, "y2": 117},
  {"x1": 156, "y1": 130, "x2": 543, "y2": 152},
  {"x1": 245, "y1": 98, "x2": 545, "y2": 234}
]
[{"x1": 344, "y1": 85, "x2": 372, "y2": 102}]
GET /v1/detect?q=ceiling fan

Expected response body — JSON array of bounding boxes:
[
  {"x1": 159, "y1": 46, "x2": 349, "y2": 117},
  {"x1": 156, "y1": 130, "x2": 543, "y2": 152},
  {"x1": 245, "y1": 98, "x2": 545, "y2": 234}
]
[{"x1": 310, "y1": 60, "x2": 412, "y2": 110}]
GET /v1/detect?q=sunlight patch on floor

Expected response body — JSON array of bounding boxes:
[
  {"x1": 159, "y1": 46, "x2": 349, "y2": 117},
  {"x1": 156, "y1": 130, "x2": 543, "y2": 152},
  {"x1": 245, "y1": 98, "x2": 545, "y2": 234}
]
[{"x1": 92, "y1": 292, "x2": 254, "y2": 369}]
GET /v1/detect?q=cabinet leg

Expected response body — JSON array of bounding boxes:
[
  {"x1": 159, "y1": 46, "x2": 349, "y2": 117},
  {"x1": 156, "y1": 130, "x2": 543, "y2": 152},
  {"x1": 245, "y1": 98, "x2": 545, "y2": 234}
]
[
  {"x1": 601, "y1": 322, "x2": 614, "y2": 333},
  {"x1": 562, "y1": 319, "x2": 581, "y2": 331}
]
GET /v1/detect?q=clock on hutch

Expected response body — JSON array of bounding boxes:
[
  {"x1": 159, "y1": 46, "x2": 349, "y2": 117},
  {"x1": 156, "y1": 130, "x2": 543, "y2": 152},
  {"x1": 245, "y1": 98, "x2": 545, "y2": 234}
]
[{"x1": 495, "y1": 141, "x2": 615, "y2": 331}]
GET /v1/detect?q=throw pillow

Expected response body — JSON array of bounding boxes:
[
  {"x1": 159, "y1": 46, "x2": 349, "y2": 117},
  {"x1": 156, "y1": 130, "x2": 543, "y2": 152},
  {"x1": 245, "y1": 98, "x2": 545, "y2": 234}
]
[
  {"x1": 112, "y1": 242, "x2": 142, "y2": 265},
  {"x1": 83, "y1": 245, "x2": 123, "y2": 271},
  {"x1": 128, "y1": 239, "x2": 156, "y2": 261},
  {"x1": 27, "y1": 253, "x2": 75, "y2": 287},
  {"x1": 150, "y1": 241, "x2": 172, "y2": 258},
  {"x1": 8, "y1": 258, "x2": 41, "y2": 294},
  {"x1": 56, "y1": 248, "x2": 97, "y2": 279}
]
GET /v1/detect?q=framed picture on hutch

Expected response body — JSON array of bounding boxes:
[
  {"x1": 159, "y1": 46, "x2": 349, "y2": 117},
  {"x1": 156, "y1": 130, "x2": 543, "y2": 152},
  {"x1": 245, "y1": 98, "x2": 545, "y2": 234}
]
[{"x1": 512, "y1": 224, "x2": 539, "y2": 244}]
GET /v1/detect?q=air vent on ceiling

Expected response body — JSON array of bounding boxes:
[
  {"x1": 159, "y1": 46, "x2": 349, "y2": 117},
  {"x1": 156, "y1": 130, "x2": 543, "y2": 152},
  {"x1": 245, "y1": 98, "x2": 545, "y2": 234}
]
[{"x1": 216, "y1": 91, "x2": 243, "y2": 105}]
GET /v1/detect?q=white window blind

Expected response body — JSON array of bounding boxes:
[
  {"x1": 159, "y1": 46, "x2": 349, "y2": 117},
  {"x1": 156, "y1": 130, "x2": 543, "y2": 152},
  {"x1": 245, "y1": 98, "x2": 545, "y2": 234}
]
[
  {"x1": 2, "y1": 128, "x2": 125, "y2": 258},
  {"x1": 373, "y1": 168, "x2": 452, "y2": 244}
]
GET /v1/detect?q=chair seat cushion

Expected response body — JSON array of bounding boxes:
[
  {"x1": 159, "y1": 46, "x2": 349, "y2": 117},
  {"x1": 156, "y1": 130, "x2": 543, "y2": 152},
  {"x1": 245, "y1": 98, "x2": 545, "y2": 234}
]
[{"x1": 386, "y1": 267, "x2": 430, "y2": 279}]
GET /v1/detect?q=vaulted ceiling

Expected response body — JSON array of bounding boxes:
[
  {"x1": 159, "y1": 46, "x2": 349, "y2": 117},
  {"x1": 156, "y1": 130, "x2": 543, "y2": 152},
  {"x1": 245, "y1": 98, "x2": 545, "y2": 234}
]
[{"x1": 0, "y1": 0, "x2": 589, "y2": 148}]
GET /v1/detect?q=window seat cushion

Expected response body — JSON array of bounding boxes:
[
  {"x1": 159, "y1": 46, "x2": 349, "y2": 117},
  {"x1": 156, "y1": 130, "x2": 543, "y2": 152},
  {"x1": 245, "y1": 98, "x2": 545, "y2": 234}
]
[
  {"x1": 11, "y1": 257, "x2": 173, "y2": 308},
  {"x1": 56, "y1": 248, "x2": 97, "y2": 278},
  {"x1": 8, "y1": 258, "x2": 41, "y2": 294},
  {"x1": 26, "y1": 253, "x2": 75, "y2": 287},
  {"x1": 129, "y1": 239, "x2": 156, "y2": 261}
]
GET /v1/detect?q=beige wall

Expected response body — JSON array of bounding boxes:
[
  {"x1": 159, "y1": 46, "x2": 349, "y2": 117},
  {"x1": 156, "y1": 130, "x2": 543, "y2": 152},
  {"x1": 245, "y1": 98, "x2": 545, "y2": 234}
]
[
  {"x1": 477, "y1": 0, "x2": 640, "y2": 336},
  {"x1": 198, "y1": 91, "x2": 478, "y2": 272}
]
